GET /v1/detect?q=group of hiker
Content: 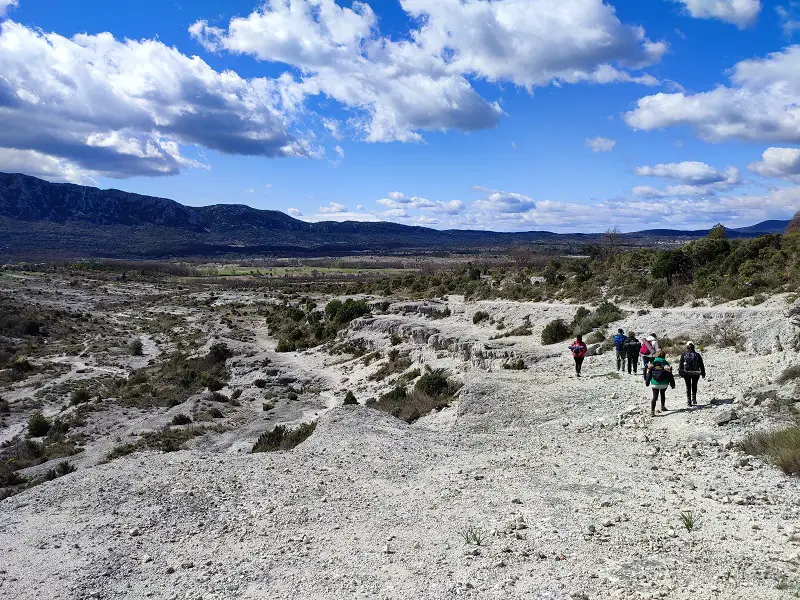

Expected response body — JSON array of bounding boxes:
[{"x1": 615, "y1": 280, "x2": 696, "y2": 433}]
[{"x1": 569, "y1": 328, "x2": 707, "y2": 417}]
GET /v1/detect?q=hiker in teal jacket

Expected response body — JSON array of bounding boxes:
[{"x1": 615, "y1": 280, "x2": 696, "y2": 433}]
[{"x1": 645, "y1": 351, "x2": 676, "y2": 417}]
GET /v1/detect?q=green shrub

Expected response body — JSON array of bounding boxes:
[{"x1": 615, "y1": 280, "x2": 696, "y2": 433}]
[
  {"x1": 254, "y1": 379, "x2": 267, "y2": 388},
  {"x1": 27, "y1": 412, "x2": 52, "y2": 437},
  {"x1": 741, "y1": 427, "x2": 800, "y2": 475},
  {"x1": 415, "y1": 369, "x2": 451, "y2": 398},
  {"x1": 128, "y1": 338, "x2": 144, "y2": 356},
  {"x1": 69, "y1": 389, "x2": 91, "y2": 406},
  {"x1": 171, "y1": 413, "x2": 192, "y2": 426},
  {"x1": 287, "y1": 391, "x2": 299, "y2": 401},
  {"x1": 0, "y1": 471, "x2": 27, "y2": 487},
  {"x1": 207, "y1": 378, "x2": 224, "y2": 392},
  {"x1": 0, "y1": 397, "x2": 9, "y2": 414},
  {"x1": 230, "y1": 389, "x2": 242, "y2": 400},
  {"x1": 473, "y1": 311, "x2": 490, "y2": 324},
  {"x1": 343, "y1": 391, "x2": 358, "y2": 406},
  {"x1": 541, "y1": 319, "x2": 570, "y2": 345},
  {"x1": 252, "y1": 422, "x2": 317, "y2": 453}
]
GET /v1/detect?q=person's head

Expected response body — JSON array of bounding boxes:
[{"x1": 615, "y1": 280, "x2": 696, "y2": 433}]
[
  {"x1": 618, "y1": 328, "x2": 624, "y2": 334},
  {"x1": 686, "y1": 341, "x2": 695, "y2": 351},
  {"x1": 628, "y1": 331, "x2": 636, "y2": 337},
  {"x1": 650, "y1": 333, "x2": 657, "y2": 339},
  {"x1": 576, "y1": 334, "x2": 583, "y2": 342},
  {"x1": 657, "y1": 350, "x2": 666, "y2": 359},
  {"x1": 646, "y1": 335, "x2": 656, "y2": 342}
]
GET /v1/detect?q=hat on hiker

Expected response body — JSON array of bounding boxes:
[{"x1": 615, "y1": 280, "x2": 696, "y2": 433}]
[
  {"x1": 646, "y1": 335, "x2": 656, "y2": 342},
  {"x1": 686, "y1": 341, "x2": 695, "y2": 348}
]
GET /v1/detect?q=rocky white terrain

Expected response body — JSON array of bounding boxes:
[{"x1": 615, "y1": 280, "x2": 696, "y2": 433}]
[{"x1": 2, "y1": 279, "x2": 800, "y2": 599}]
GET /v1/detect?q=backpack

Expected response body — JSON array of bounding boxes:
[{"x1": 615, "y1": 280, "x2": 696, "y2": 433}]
[
  {"x1": 682, "y1": 351, "x2": 701, "y2": 373},
  {"x1": 650, "y1": 360, "x2": 671, "y2": 383},
  {"x1": 640, "y1": 340, "x2": 653, "y2": 356}
]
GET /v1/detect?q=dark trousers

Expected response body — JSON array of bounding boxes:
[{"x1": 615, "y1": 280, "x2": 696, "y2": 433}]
[
  {"x1": 684, "y1": 374, "x2": 700, "y2": 402},
  {"x1": 651, "y1": 387, "x2": 666, "y2": 412},
  {"x1": 574, "y1": 356, "x2": 584, "y2": 375},
  {"x1": 626, "y1": 355, "x2": 638, "y2": 374},
  {"x1": 642, "y1": 356, "x2": 652, "y2": 381}
]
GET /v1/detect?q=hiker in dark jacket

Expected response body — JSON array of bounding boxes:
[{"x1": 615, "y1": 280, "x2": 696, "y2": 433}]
[
  {"x1": 613, "y1": 329, "x2": 627, "y2": 372},
  {"x1": 679, "y1": 341, "x2": 706, "y2": 407},
  {"x1": 624, "y1": 332, "x2": 640, "y2": 374},
  {"x1": 568, "y1": 335, "x2": 588, "y2": 377},
  {"x1": 645, "y1": 351, "x2": 675, "y2": 416}
]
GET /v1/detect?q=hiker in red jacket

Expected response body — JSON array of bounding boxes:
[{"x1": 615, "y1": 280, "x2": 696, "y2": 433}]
[{"x1": 568, "y1": 335, "x2": 588, "y2": 377}]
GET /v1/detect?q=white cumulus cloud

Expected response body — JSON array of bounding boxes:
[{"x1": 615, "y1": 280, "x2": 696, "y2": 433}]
[
  {"x1": 191, "y1": 0, "x2": 665, "y2": 144},
  {"x1": 673, "y1": 0, "x2": 761, "y2": 28},
  {"x1": 287, "y1": 207, "x2": 303, "y2": 217},
  {"x1": 585, "y1": 137, "x2": 616, "y2": 152},
  {"x1": 377, "y1": 191, "x2": 465, "y2": 215},
  {"x1": 634, "y1": 161, "x2": 739, "y2": 185},
  {"x1": 473, "y1": 190, "x2": 536, "y2": 214},
  {"x1": 626, "y1": 46, "x2": 800, "y2": 144},
  {"x1": 0, "y1": 19, "x2": 316, "y2": 180},
  {"x1": 748, "y1": 147, "x2": 800, "y2": 182},
  {"x1": 318, "y1": 201, "x2": 348, "y2": 214},
  {"x1": 633, "y1": 161, "x2": 740, "y2": 197},
  {"x1": 0, "y1": 0, "x2": 18, "y2": 17}
]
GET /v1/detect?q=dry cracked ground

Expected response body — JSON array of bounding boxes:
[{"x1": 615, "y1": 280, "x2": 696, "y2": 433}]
[{"x1": 1, "y1": 270, "x2": 800, "y2": 599}]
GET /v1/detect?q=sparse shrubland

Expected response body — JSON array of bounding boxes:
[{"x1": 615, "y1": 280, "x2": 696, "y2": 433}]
[
  {"x1": 741, "y1": 427, "x2": 800, "y2": 475},
  {"x1": 373, "y1": 369, "x2": 459, "y2": 423},
  {"x1": 267, "y1": 298, "x2": 371, "y2": 352},
  {"x1": 541, "y1": 319, "x2": 570, "y2": 345},
  {"x1": 252, "y1": 422, "x2": 317, "y2": 453}
]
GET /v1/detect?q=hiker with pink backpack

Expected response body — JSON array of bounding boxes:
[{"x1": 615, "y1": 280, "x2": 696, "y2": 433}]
[{"x1": 639, "y1": 334, "x2": 659, "y2": 382}]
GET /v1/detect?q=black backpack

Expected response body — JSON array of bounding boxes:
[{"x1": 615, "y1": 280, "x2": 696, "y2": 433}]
[{"x1": 683, "y1": 351, "x2": 701, "y2": 372}]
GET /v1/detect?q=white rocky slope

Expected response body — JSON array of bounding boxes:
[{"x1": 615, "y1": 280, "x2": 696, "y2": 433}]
[{"x1": 2, "y1": 296, "x2": 800, "y2": 600}]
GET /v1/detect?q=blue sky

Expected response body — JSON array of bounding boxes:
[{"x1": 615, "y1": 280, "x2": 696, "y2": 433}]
[{"x1": 1, "y1": 0, "x2": 799, "y2": 232}]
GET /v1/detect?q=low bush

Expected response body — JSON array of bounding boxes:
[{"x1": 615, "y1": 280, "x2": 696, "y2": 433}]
[
  {"x1": 343, "y1": 390, "x2": 358, "y2": 405},
  {"x1": 171, "y1": 413, "x2": 192, "y2": 426},
  {"x1": 69, "y1": 389, "x2": 91, "y2": 406},
  {"x1": 254, "y1": 379, "x2": 267, "y2": 388},
  {"x1": 252, "y1": 422, "x2": 317, "y2": 452},
  {"x1": 0, "y1": 397, "x2": 9, "y2": 414},
  {"x1": 415, "y1": 369, "x2": 451, "y2": 398},
  {"x1": 128, "y1": 338, "x2": 144, "y2": 356},
  {"x1": 207, "y1": 378, "x2": 224, "y2": 392},
  {"x1": 571, "y1": 301, "x2": 624, "y2": 336},
  {"x1": 741, "y1": 427, "x2": 800, "y2": 475},
  {"x1": 473, "y1": 311, "x2": 490, "y2": 324},
  {"x1": 541, "y1": 319, "x2": 571, "y2": 345},
  {"x1": 27, "y1": 412, "x2": 52, "y2": 437}
]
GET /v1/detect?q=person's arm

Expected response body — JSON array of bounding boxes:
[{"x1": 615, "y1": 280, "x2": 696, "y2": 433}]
[
  {"x1": 679, "y1": 353, "x2": 685, "y2": 374},
  {"x1": 699, "y1": 354, "x2": 706, "y2": 378}
]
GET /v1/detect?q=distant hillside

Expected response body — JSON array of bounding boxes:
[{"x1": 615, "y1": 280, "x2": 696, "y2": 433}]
[{"x1": 0, "y1": 172, "x2": 792, "y2": 258}]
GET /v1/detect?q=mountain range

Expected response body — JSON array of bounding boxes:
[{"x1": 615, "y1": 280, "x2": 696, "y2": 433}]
[{"x1": 0, "y1": 172, "x2": 793, "y2": 259}]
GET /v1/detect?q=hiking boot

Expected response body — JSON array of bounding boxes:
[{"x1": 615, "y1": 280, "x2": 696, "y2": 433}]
[
  {"x1": 661, "y1": 404, "x2": 668, "y2": 412},
  {"x1": 651, "y1": 410, "x2": 656, "y2": 417},
  {"x1": 687, "y1": 400, "x2": 692, "y2": 407}
]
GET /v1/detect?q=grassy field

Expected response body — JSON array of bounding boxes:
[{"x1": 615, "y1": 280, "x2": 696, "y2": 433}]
[{"x1": 198, "y1": 265, "x2": 415, "y2": 277}]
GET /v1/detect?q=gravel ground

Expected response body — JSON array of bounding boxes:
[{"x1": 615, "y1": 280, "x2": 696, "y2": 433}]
[{"x1": 1, "y1": 293, "x2": 800, "y2": 599}]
